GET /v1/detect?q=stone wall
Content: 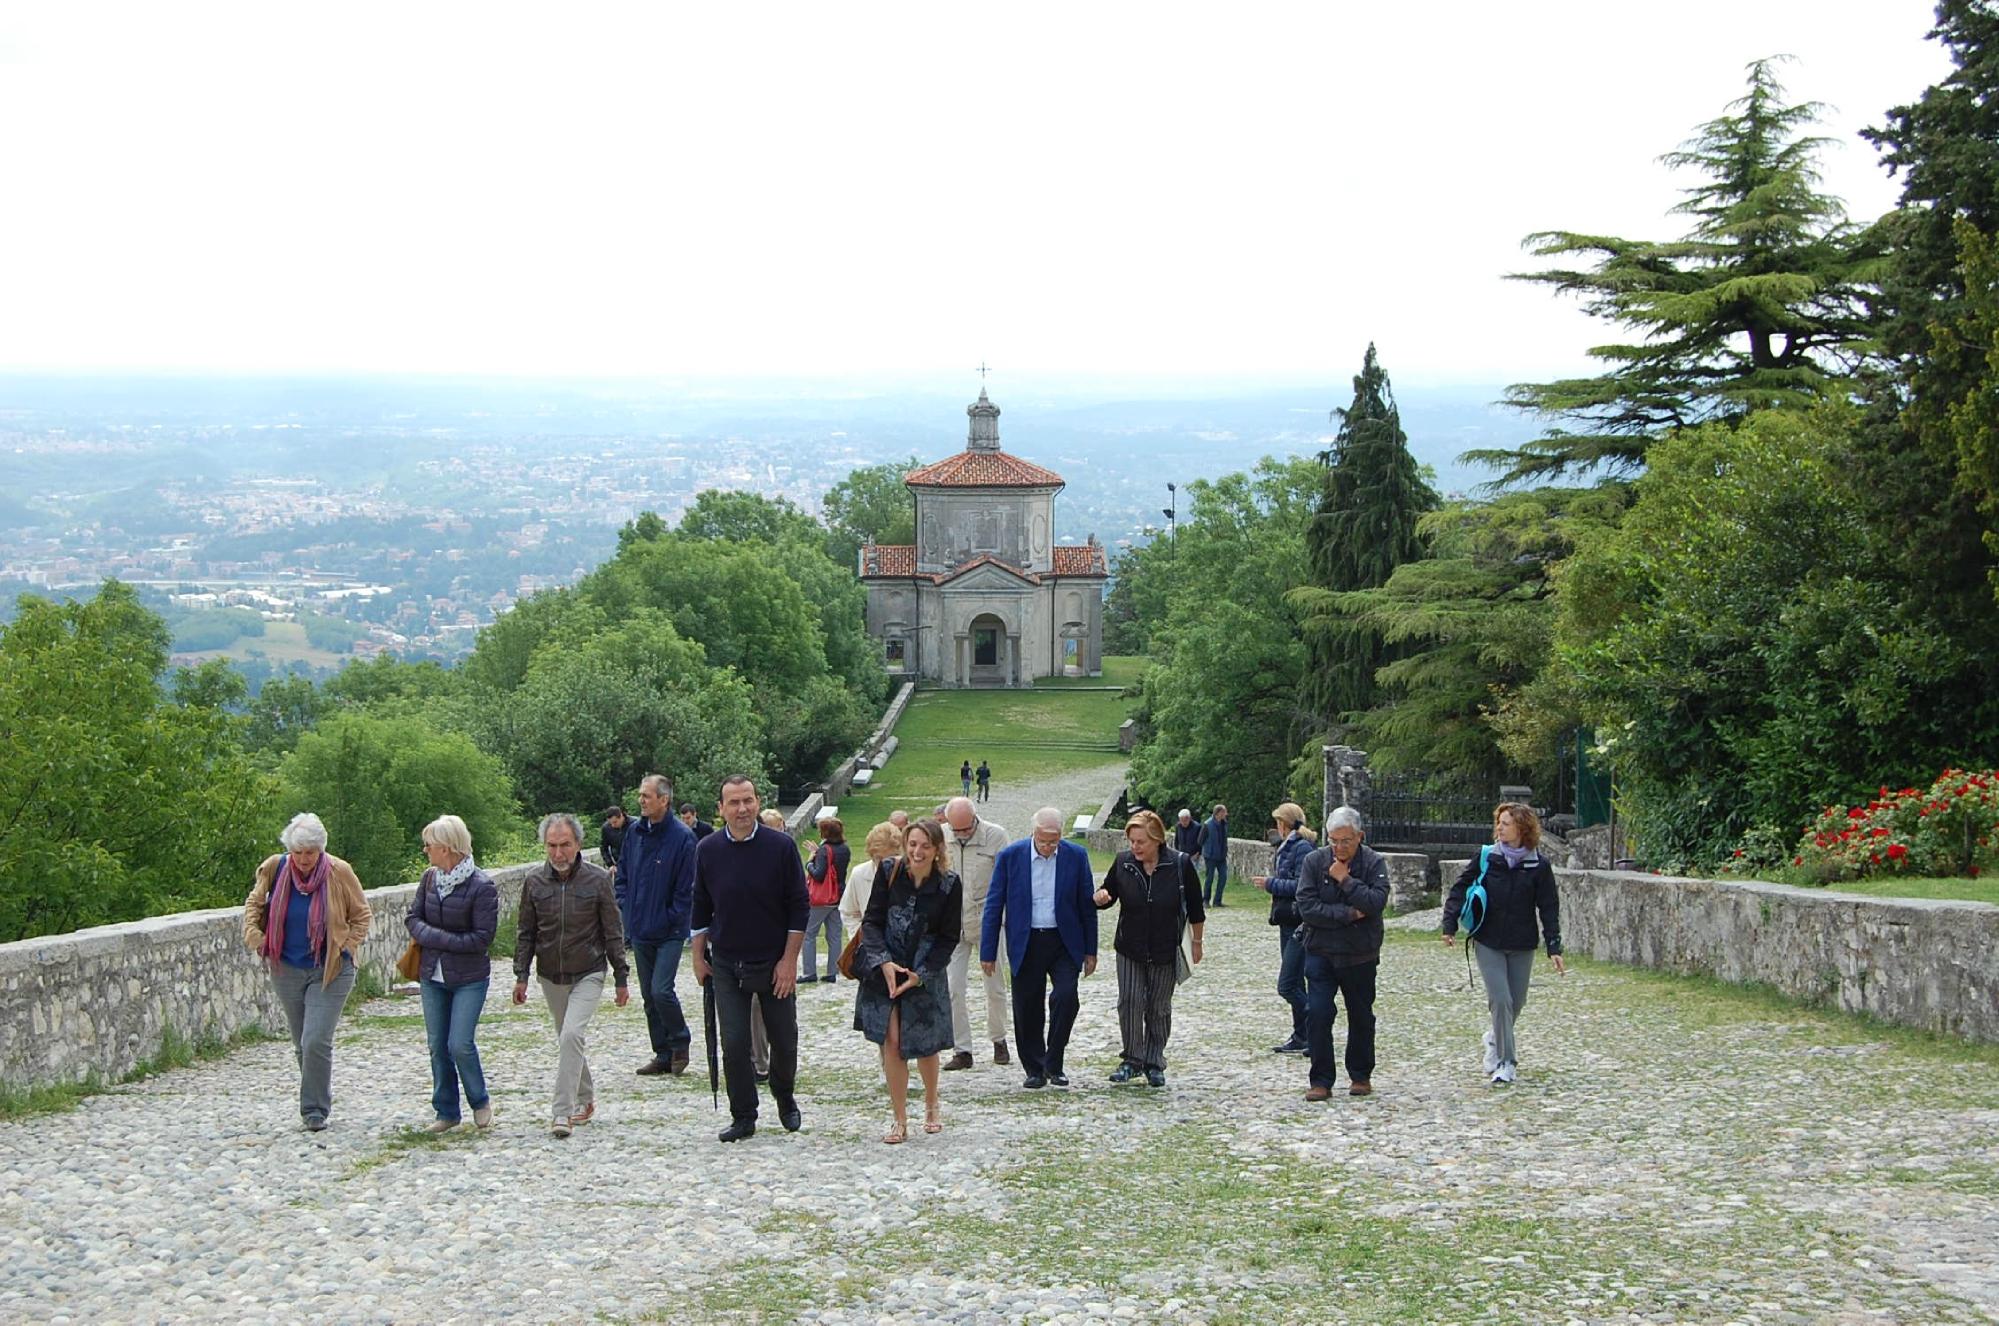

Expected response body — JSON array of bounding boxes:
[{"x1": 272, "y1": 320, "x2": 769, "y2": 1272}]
[
  {"x1": 1432, "y1": 863, "x2": 1999, "y2": 1044},
  {"x1": 0, "y1": 860, "x2": 550, "y2": 1091}
]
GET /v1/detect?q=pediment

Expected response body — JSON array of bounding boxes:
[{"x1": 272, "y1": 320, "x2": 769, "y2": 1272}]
[{"x1": 940, "y1": 560, "x2": 1037, "y2": 591}]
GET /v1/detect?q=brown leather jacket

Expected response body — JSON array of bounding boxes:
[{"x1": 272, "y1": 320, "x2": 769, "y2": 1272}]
[
  {"x1": 514, "y1": 858, "x2": 629, "y2": 987},
  {"x1": 242, "y1": 853, "x2": 373, "y2": 988}
]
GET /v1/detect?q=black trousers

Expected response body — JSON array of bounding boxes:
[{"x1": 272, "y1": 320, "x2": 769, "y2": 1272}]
[
  {"x1": 1305, "y1": 955, "x2": 1377, "y2": 1088},
  {"x1": 710, "y1": 954, "x2": 798, "y2": 1123},
  {"x1": 1011, "y1": 929, "x2": 1081, "y2": 1077}
]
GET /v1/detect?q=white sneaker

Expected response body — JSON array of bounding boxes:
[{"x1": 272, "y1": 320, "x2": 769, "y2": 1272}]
[
  {"x1": 1481, "y1": 1030, "x2": 1499, "y2": 1075},
  {"x1": 550, "y1": 1119, "x2": 572, "y2": 1138},
  {"x1": 1495, "y1": 1062, "x2": 1516, "y2": 1085}
]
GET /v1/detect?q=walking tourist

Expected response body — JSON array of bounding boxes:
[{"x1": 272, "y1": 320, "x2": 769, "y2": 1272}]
[
  {"x1": 406, "y1": 814, "x2": 499, "y2": 1133},
  {"x1": 241, "y1": 812, "x2": 371, "y2": 1131},
  {"x1": 981, "y1": 807, "x2": 1097, "y2": 1088},
  {"x1": 1252, "y1": 802, "x2": 1313, "y2": 1055},
  {"x1": 1201, "y1": 803, "x2": 1230, "y2": 906},
  {"x1": 1173, "y1": 808, "x2": 1203, "y2": 855},
  {"x1": 1094, "y1": 810, "x2": 1204, "y2": 1086},
  {"x1": 691, "y1": 775, "x2": 809, "y2": 1142},
  {"x1": 513, "y1": 813, "x2": 630, "y2": 1137},
  {"x1": 618, "y1": 774, "x2": 698, "y2": 1077},
  {"x1": 854, "y1": 819, "x2": 961, "y2": 1142},
  {"x1": 840, "y1": 821, "x2": 903, "y2": 940},
  {"x1": 600, "y1": 805, "x2": 628, "y2": 872},
  {"x1": 1443, "y1": 801, "x2": 1566, "y2": 1086},
  {"x1": 802, "y1": 817, "x2": 851, "y2": 983},
  {"x1": 961, "y1": 759, "x2": 974, "y2": 797},
  {"x1": 975, "y1": 759, "x2": 991, "y2": 802},
  {"x1": 1294, "y1": 807, "x2": 1388, "y2": 1100},
  {"x1": 678, "y1": 802, "x2": 715, "y2": 841},
  {"x1": 942, "y1": 797, "x2": 1012, "y2": 1070}
]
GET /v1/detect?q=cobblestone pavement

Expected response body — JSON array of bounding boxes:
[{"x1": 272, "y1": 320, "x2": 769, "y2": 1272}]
[{"x1": 3, "y1": 883, "x2": 1996, "y2": 1324}]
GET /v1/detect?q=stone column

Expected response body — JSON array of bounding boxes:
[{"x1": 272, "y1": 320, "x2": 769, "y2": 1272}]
[
  {"x1": 1323, "y1": 745, "x2": 1371, "y2": 822},
  {"x1": 953, "y1": 634, "x2": 968, "y2": 688}
]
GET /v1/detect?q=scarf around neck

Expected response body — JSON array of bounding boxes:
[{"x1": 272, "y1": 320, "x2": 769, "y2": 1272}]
[
  {"x1": 263, "y1": 852, "x2": 332, "y2": 966},
  {"x1": 433, "y1": 855, "x2": 478, "y2": 899},
  {"x1": 1494, "y1": 841, "x2": 1534, "y2": 870}
]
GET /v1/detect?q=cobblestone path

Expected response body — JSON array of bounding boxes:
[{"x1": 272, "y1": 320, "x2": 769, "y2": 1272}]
[{"x1": 3, "y1": 898, "x2": 1995, "y2": 1324}]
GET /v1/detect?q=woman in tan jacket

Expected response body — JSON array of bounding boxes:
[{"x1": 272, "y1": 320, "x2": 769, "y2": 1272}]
[{"x1": 242, "y1": 812, "x2": 372, "y2": 1131}]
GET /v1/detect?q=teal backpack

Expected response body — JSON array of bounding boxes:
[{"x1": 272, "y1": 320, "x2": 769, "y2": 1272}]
[{"x1": 1458, "y1": 844, "x2": 1492, "y2": 939}]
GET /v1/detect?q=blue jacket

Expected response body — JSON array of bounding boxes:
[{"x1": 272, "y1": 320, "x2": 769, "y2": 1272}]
[
  {"x1": 1265, "y1": 830, "x2": 1311, "y2": 926},
  {"x1": 1202, "y1": 816, "x2": 1230, "y2": 862},
  {"x1": 405, "y1": 867, "x2": 499, "y2": 986},
  {"x1": 980, "y1": 837, "x2": 1098, "y2": 973},
  {"x1": 615, "y1": 812, "x2": 697, "y2": 943}
]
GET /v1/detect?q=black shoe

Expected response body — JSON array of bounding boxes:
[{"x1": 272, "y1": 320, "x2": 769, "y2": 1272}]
[
  {"x1": 778, "y1": 1102, "x2": 802, "y2": 1132},
  {"x1": 667, "y1": 1048, "x2": 691, "y2": 1075},
  {"x1": 636, "y1": 1057, "x2": 671, "y2": 1076},
  {"x1": 1048, "y1": 1071, "x2": 1069, "y2": 1088},
  {"x1": 755, "y1": 1070, "x2": 770, "y2": 1084},
  {"x1": 1270, "y1": 1038, "x2": 1307, "y2": 1055},
  {"x1": 718, "y1": 1119, "x2": 756, "y2": 1143},
  {"x1": 818, "y1": 975, "x2": 836, "y2": 983},
  {"x1": 1109, "y1": 1063, "x2": 1138, "y2": 1084},
  {"x1": 1145, "y1": 1068, "x2": 1166, "y2": 1088},
  {"x1": 1022, "y1": 1074, "x2": 1047, "y2": 1090}
]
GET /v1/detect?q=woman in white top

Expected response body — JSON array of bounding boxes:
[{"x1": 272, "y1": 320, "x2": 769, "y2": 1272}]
[{"x1": 841, "y1": 821, "x2": 905, "y2": 936}]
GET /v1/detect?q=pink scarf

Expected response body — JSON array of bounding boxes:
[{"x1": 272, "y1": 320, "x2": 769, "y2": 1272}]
[{"x1": 263, "y1": 852, "x2": 332, "y2": 966}]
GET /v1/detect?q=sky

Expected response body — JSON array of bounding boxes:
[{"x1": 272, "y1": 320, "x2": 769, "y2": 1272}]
[{"x1": 0, "y1": 2, "x2": 1955, "y2": 388}]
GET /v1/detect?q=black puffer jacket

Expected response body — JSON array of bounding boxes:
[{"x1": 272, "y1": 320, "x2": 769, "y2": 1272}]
[
  {"x1": 1294, "y1": 843, "x2": 1390, "y2": 966},
  {"x1": 1442, "y1": 848, "x2": 1563, "y2": 955}
]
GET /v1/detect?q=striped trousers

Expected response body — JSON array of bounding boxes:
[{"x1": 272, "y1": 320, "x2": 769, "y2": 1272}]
[{"x1": 1115, "y1": 953, "x2": 1178, "y2": 1071}]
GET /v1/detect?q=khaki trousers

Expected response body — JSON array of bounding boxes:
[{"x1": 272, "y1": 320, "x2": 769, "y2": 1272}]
[{"x1": 539, "y1": 973, "x2": 604, "y2": 1122}]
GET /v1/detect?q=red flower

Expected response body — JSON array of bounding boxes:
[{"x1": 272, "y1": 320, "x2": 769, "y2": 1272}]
[
  {"x1": 1870, "y1": 827, "x2": 1890, "y2": 838},
  {"x1": 1849, "y1": 807, "x2": 1869, "y2": 819},
  {"x1": 1886, "y1": 843, "x2": 1908, "y2": 861},
  {"x1": 1793, "y1": 856, "x2": 1803, "y2": 866}
]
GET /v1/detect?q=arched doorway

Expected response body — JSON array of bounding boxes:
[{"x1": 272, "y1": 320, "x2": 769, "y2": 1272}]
[{"x1": 968, "y1": 612, "x2": 1006, "y2": 686}]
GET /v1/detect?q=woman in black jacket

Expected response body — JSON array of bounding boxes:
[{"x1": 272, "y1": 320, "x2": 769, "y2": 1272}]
[
  {"x1": 1095, "y1": 810, "x2": 1205, "y2": 1087},
  {"x1": 1442, "y1": 801, "x2": 1566, "y2": 1086},
  {"x1": 853, "y1": 819, "x2": 961, "y2": 1142}
]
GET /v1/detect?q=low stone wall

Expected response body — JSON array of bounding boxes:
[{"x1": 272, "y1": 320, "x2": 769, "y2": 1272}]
[
  {"x1": 1430, "y1": 863, "x2": 1999, "y2": 1044},
  {"x1": 0, "y1": 860, "x2": 548, "y2": 1092}
]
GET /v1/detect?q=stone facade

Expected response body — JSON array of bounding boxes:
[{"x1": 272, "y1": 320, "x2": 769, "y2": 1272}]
[
  {"x1": 860, "y1": 388, "x2": 1107, "y2": 687},
  {"x1": 0, "y1": 860, "x2": 548, "y2": 1091}
]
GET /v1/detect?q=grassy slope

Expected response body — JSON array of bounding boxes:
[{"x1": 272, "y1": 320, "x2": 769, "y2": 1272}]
[{"x1": 1819, "y1": 875, "x2": 1999, "y2": 905}]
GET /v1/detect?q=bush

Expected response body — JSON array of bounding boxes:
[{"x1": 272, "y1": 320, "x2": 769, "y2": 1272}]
[{"x1": 1790, "y1": 768, "x2": 1999, "y2": 882}]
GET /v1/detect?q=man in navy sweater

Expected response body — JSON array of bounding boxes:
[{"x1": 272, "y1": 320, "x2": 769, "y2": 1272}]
[{"x1": 691, "y1": 775, "x2": 808, "y2": 1142}]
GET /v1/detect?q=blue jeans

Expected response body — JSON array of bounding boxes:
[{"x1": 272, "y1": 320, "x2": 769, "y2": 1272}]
[
  {"x1": 1276, "y1": 923, "x2": 1308, "y2": 1041},
  {"x1": 631, "y1": 939, "x2": 691, "y2": 1058},
  {"x1": 1203, "y1": 858, "x2": 1229, "y2": 906},
  {"x1": 420, "y1": 976, "x2": 490, "y2": 1122}
]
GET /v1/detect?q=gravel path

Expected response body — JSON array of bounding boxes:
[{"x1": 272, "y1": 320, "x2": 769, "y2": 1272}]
[{"x1": 4, "y1": 848, "x2": 1996, "y2": 1323}]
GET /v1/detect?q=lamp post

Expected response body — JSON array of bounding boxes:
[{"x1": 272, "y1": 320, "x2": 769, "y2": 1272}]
[{"x1": 1162, "y1": 482, "x2": 1176, "y2": 561}]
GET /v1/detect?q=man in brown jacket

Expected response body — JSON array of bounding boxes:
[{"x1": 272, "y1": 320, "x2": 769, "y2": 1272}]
[{"x1": 513, "y1": 812, "x2": 630, "y2": 1136}]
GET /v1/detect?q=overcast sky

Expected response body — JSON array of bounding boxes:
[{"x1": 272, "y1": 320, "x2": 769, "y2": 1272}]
[{"x1": 0, "y1": 2, "x2": 1953, "y2": 388}]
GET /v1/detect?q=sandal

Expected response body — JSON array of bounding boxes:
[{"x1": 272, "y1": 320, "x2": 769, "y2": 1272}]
[
  {"x1": 923, "y1": 1106, "x2": 943, "y2": 1135},
  {"x1": 882, "y1": 1119, "x2": 908, "y2": 1145}
]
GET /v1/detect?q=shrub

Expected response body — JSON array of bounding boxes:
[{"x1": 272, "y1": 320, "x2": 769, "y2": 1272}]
[{"x1": 1790, "y1": 768, "x2": 1999, "y2": 882}]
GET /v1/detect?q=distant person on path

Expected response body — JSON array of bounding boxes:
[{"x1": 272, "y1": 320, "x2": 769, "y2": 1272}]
[
  {"x1": 981, "y1": 807, "x2": 1098, "y2": 1088},
  {"x1": 1094, "y1": 809, "x2": 1204, "y2": 1087},
  {"x1": 1201, "y1": 804, "x2": 1230, "y2": 907},
  {"x1": 1443, "y1": 801, "x2": 1565, "y2": 1086},
  {"x1": 406, "y1": 814, "x2": 499, "y2": 1133},
  {"x1": 1172, "y1": 808, "x2": 1203, "y2": 856},
  {"x1": 975, "y1": 760, "x2": 991, "y2": 802},
  {"x1": 600, "y1": 805, "x2": 629, "y2": 872},
  {"x1": 961, "y1": 760, "x2": 974, "y2": 797},
  {"x1": 802, "y1": 817, "x2": 851, "y2": 983},
  {"x1": 242, "y1": 812, "x2": 371, "y2": 1132},
  {"x1": 942, "y1": 797, "x2": 1012, "y2": 1070},
  {"x1": 1252, "y1": 802, "x2": 1313, "y2": 1056},
  {"x1": 692, "y1": 775, "x2": 809, "y2": 1141},
  {"x1": 513, "y1": 813, "x2": 630, "y2": 1137},
  {"x1": 1294, "y1": 807, "x2": 1388, "y2": 1100},
  {"x1": 679, "y1": 803, "x2": 715, "y2": 841},
  {"x1": 854, "y1": 819, "x2": 962, "y2": 1142},
  {"x1": 840, "y1": 821, "x2": 904, "y2": 941},
  {"x1": 617, "y1": 774, "x2": 698, "y2": 1077}
]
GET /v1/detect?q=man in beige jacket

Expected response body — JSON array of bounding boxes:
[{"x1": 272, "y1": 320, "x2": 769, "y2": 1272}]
[{"x1": 943, "y1": 797, "x2": 1011, "y2": 1070}]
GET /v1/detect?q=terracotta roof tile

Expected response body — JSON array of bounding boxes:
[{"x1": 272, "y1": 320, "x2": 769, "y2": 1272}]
[
  {"x1": 860, "y1": 545, "x2": 916, "y2": 576},
  {"x1": 1050, "y1": 544, "x2": 1108, "y2": 577},
  {"x1": 904, "y1": 450, "x2": 1065, "y2": 488}
]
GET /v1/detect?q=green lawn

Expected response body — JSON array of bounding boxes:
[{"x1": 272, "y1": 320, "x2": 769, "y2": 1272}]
[
  {"x1": 1822, "y1": 875, "x2": 1999, "y2": 905},
  {"x1": 1031, "y1": 654, "x2": 1148, "y2": 689}
]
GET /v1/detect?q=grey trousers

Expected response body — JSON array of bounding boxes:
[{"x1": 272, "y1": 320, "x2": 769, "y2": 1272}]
[
  {"x1": 539, "y1": 973, "x2": 604, "y2": 1122},
  {"x1": 1115, "y1": 953, "x2": 1178, "y2": 1071},
  {"x1": 269, "y1": 958, "x2": 356, "y2": 1124},
  {"x1": 1474, "y1": 942, "x2": 1535, "y2": 1070},
  {"x1": 802, "y1": 906, "x2": 842, "y2": 980}
]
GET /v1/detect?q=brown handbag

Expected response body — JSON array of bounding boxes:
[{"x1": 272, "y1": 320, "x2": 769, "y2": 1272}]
[
  {"x1": 838, "y1": 857, "x2": 898, "y2": 980},
  {"x1": 396, "y1": 940, "x2": 422, "y2": 982}
]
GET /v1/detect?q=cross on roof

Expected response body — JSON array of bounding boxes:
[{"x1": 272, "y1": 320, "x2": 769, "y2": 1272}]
[{"x1": 977, "y1": 360, "x2": 991, "y2": 382}]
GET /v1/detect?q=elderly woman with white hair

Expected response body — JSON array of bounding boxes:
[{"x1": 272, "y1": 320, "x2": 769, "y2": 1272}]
[
  {"x1": 242, "y1": 812, "x2": 373, "y2": 1131},
  {"x1": 1293, "y1": 806, "x2": 1391, "y2": 1100},
  {"x1": 406, "y1": 814, "x2": 500, "y2": 1132}
]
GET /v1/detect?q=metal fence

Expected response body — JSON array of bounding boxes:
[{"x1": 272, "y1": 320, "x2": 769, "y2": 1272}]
[{"x1": 1362, "y1": 772, "x2": 1495, "y2": 846}]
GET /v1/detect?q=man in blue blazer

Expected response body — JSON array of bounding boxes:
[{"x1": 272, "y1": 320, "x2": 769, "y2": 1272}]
[{"x1": 981, "y1": 807, "x2": 1098, "y2": 1088}]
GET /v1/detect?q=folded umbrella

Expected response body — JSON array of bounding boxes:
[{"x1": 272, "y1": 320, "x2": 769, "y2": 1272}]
[{"x1": 702, "y1": 972, "x2": 720, "y2": 1110}]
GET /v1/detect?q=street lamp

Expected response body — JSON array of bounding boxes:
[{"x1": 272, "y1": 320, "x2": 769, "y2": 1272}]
[{"x1": 1161, "y1": 483, "x2": 1177, "y2": 560}]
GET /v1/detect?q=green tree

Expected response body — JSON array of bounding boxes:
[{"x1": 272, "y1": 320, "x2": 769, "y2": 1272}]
[
  {"x1": 1479, "y1": 59, "x2": 1874, "y2": 485},
  {"x1": 821, "y1": 458, "x2": 919, "y2": 567},
  {"x1": 460, "y1": 587, "x2": 606, "y2": 692},
  {"x1": 1289, "y1": 345, "x2": 1436, "y2": 726},
  {"x1": 279, "y1": 710, "x2": 522, "y2": 888},
  {"x1": 0, "y1": 583, "x2": 276, "y2": 941},
  {"x1": 678, "y1": 489, "x2": 823, "y2": 546}
]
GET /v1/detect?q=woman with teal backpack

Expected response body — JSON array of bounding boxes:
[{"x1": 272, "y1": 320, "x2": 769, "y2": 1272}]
[{"x1": 1442, "y1": 802, "x2": 1566, "y2": 1086}]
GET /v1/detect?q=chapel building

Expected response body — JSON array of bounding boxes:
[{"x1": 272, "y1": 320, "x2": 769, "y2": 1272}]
[{"x1": 859, "y1": 387, "x2": 1107, "y2": 686}]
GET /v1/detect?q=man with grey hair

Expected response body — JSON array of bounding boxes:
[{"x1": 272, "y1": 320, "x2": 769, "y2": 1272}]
[
  {"x1": 1173, "y1": 808, "x2": 1203, "y2": 856},
  {"x1": 1293, "y1": 806, "x2": 1390, "y2": 1100},
  {"x1": 515, "y1": 813, "x2": 630, "y2": 1135},
  {"x1": 981, "y1": 807, "x2": 1098, "y2": 1087},
  {"x1": 617, "y1": 773, "x2": 698, "y2": 1076},
  {"x1": 943, "y1": 795, "x2": 1012, "y2": 1070}
]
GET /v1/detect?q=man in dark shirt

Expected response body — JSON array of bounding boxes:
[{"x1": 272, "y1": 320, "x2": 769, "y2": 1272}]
[
  {"x1": 600, "y1": 806, "x2": 628, "y2": 871},
  {"x1": 678, "y1": 803, "x2": 715, "y2": 840},
  {"x1": 691, "y1": 774, "x2": 808, "y2": 1142}
]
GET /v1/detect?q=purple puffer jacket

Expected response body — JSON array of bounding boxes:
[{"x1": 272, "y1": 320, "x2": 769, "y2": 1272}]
[{"x1": 405, "y1": 867, "x2": 499, "y2": 985}]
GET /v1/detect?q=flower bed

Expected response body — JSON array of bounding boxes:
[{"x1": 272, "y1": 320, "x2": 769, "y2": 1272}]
[{"x1": 1790, "y1": 768, "x2": 1999, "y2": 883}]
